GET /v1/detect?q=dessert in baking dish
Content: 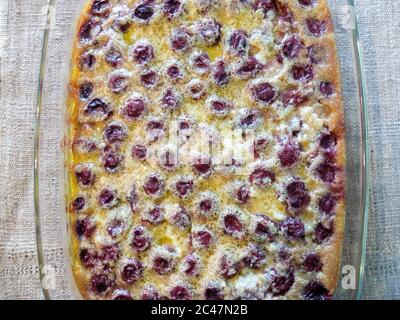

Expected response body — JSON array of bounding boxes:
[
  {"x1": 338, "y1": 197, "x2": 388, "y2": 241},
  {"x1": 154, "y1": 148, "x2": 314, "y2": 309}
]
[{"x1": 67, "y1": 0, "x2": 345, "y2": 300}]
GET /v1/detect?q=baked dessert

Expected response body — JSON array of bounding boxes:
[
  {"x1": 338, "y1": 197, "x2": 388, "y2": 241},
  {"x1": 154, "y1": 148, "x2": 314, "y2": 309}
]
[{"x1": 67, "y1": 0, "x2": 345, "y2": 300}]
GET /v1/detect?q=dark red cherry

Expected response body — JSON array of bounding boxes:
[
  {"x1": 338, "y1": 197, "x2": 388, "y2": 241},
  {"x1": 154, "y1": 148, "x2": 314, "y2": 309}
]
[
  {"x1": 219, "y1": 255, "x2": 240, "y2": 279},
  {"x1": 239, "y1": 109, "x2": 261, "y2": 129},
  {"x1": 276, "y1": 53, "x2": 284, "y2": 64},
  {"x1": 99, "y1": 244, "x2": 120, "y2": 264},
  {"x1": 275, "y1": 1, "x2": 293, "y2": 22},
  {"x1": 127, "y1": 187, "x2": 138, "y2": 212},
  {"x1": 303, "y1": 281, "x2": 331, "y2": 300},
  {"x1": 91, "y1": 0, "x2": 111, "y2": 16},
  {"x1": 104, "y1": 122, "x2": 127, "y2": 144},
  {"x1": 191, "y1": 52, "x2": 211, "y2": 73},
  {"x1": 147, "y1": 206, "x2": 165, "y2": 224},
  {"x1": 131, "y1": 226, "x2": 151, "y2": 252},
  {"x1": 72, "y1": 196, "x2": 85, "y2": 212},
  {"x1": 268, "y1": 268, "x2": 295, "y2": 296},
  {"x1": 319, "y1": 193, "x2": 337, "y2": 215},
  {"x1": 235, "y1": 185, "x2": 250, "y2": 203},
  {"x1": 253, "y1": 137, "x2": 268, "y2": 158},
  {"x1": 252, "y1": 0, "x2": 275, "y2": 15},
  {"x1": 186, "y1": 80, "x2": 206, "y2": 100},
  {"x1": 117, "y1": 21, "x2": 131, "y2": 33},
  {"x1": 79, "y1": 52, "x2": 96, "y2": 70},
  {"x1": 286, "y1": 180, "x2": 310, "y2": 211},
  {"x1": 280, "y1": 217, "x2": 305, "y2": 240},
  {"x1": 170, "y1": 286, "x2": 191, "y2": 300},
  {"x1": 204, "y1": 287, "x2": 224, "y2": 300},
  {"x1": 90, "y1": 273, "x2": 115, "y2": 295},
  {"x1": 314, "y1": 222, "x2": 334, "y2": 244},
  {"x1": 255, "y1": 138, "x2": 268, "y2": 149},
  {"x1": 132, "y1": 44, "x2": 155, "y2": 65},
  {"x1": 153, "y1": 257, "x2": 172, "y2": 274},
  {"x1": 194, "y1": 230, "x2": 213, "y2": 247},
  {"x1": 281, "y1": 88, "x2": 307, "y2": 107},
  {"x1": 224, "y1": 214, "x2": 243, "y2": 234},
  {"x1": 144, "y1": 174, "x2": 163, "y2": 196},
  {"x1": 147, "y1": 120, "x2": 164, "y2": 141},
  {"x1": 79, "y1": 20, "x2": 98, "y2": 42},
  {"x1": 105, "y1": 48, "x2": 123, "y2": 67},
  {"x1": 79, "y1": 82, "x2": 93, "y2": 100},
  {"x1": 170, "y1": 207, "x2": 191, "y2": 230},
  {"x1": 178, "y1": 119, "x2": 191, "y2": 131},
  {"x1": 108, "y1": 74, "x2": 129, "y2": 94},
  {"x1": 279, "y1": 143, "x2": 300, "y2": 167},
  {"x1": 122, "y1": 98, "x2": 146, "y2": 120},
  {"x1": 141, "y1": 287, "x2": 161, "y2": 300},
  {"x1": 212, "y1": 60, "x2": 229, "y2": 86},
  {"x1": 308, "y1": 44, "x2": 327, "y2": 64},
  {"x1": 98, "y1": 188, "x2": 117, "y2": 208},
  {"x1": 76, "y1": 217, "x2": 95, "y2": 239},
  {"x1": 140, "y1": 70, "x2": 158, "y2": 88},
  {"x1": 174, "y1": 179, "x2": 194, "y2": 198},
  {"x1": 75, "y1": 164, "x2": 95, "y2": 186},
  {"x1": 171, "y1": 36, "x2": 187, "y2": 51},
  {"x1": 306, "y1": 18, "x2": 327, "y2": 37},
  {"x1": 282, "y1": 36, "x2": 302, "y2": 59},
  {"x1": 209, "y1": 99, "x2": 230, "y2": 115},
  {"x1": 278, "y1": 248, "x2": 291, "y2": 263},
  {"x1": 167, "y1": 65, "x2": 183, "y2": 81},
  {"x1": 121, "y1": 259, "x2": 144, "y2": 284},
  {"x1": 320, "y1": 81, "x2": 335, "y2": 96},
  {"x1": 244, "y1": 244, "x2": 267, "y2": 268},
  {"x1": 163, "y1": 0, "x2": 182, "y2": 19},
  {"x1": 291, "y1": 63, "x2": 314, "y2": 82},
  {"x1": 298, "y1": 0, "x2": 316, "y2": 6},
  {"x1": 199, "y1": 199, "x2": 213, "y2": 214},
  {"x1": 84, "y1": 98, "x2": 111, "y2": 119},
  {"x1": 304, "y1": 253, "x2": 323, "y2": 272},
  {"x1": 319, "y1": 133, "x2": 337, "y2": 149},
  {"x1": 102, "y1": 151, "x2": 122, "y2": 173},
  {"x1": 132, "y1": 144, "x2": 147, "y2": 160},
  {"x1": 79, "y1": 248, "x2": 98, "y2": 268},
  {"x1": 229, "y1": 30, "x2": 248, "y2": 56},
  {"x1": 134, "y1": 3, "x2": 155, "y2": 21},
  {"x1": 251, "y1": 82, "x2": 276, "y2": 104},
  {"x1": 236, "y1": 56, "x2": 263, "y2": 79},
  {"x1": 254, "y1": 215, "x2": 275, "y2": 242},
  {"x1": 73, "y1": 135, "x2": 95, "y2": 153},
  {"x1": 193, "y1": 158, "x2": 212, "y2": 175},
  {"x1": 113, "y1": 289, "x2": 133, "y2": 300},
  {"x1": 183, "y1": 254, "x2": 199, "y2": 276},
  {"x1": 161, "y1": 88, "x2": 179, "y2": 109},
  {"x1": 73, "y1": 137, "x2": 96, "y2": 155},
  {"x1": 107, "y1": 219, "x2": 125, "y2": 239},
  {"x1": 196, "y1": 18, "x2": 222, "y2": 46},
  {"x1": 170, "y1": 27, "x2": 192, "y2": 52},
  {"x1": 316, "y1": 162, "x2": 336, "y2": 182},
  {"x1": 249, "y1": 168, "x2": 275, "y2": 186}
]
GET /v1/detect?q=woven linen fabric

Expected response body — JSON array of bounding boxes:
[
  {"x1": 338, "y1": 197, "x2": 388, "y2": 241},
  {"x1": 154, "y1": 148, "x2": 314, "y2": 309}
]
[{"x1": 0, "y1": 0, "x2": 399, "y2": 300}]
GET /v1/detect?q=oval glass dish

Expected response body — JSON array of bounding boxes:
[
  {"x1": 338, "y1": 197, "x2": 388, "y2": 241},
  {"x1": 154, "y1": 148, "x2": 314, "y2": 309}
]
[{"x1": 34, "y1": 0, "x2": 369, "y2": 300}]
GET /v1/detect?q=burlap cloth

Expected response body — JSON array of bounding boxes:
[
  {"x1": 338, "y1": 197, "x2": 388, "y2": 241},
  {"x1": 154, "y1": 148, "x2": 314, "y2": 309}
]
[{"x1": 0, "y1": 0, "x2": 399, "y2": 299}]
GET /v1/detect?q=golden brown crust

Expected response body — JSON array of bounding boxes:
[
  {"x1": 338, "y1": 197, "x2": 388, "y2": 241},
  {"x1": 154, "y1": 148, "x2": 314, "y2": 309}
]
[{"x1": 67, "y1": 0, "x2": 346, "y2": 300}]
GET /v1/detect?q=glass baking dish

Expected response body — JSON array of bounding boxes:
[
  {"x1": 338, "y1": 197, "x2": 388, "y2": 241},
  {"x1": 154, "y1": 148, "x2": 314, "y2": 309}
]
[{"x1": 34, "y1": 0, "x2": 369, "y2": 300}]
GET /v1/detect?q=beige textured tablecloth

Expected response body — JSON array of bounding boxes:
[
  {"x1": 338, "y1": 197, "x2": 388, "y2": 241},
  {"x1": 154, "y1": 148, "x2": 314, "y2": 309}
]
[{"x1": 0, "y1": 0, "x2": 399, "y2": 300}]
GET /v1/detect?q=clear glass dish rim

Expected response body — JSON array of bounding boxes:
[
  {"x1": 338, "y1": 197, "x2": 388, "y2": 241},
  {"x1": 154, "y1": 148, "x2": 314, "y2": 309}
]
[{"x1": 33, "y1": 0, "x2": 370, "y2": 300}]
